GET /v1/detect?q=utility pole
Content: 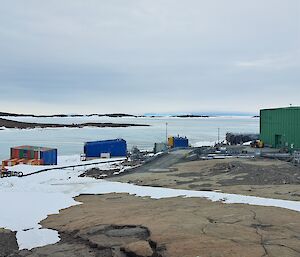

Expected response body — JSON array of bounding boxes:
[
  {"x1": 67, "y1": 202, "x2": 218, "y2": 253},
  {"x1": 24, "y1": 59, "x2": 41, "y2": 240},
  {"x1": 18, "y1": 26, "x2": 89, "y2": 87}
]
[
  {"x1": 166, "y1": 122, "x2": 168, "y2": 145},
  {"x1": 218, "y1": 128, "x2": 220, "y2": 144}
]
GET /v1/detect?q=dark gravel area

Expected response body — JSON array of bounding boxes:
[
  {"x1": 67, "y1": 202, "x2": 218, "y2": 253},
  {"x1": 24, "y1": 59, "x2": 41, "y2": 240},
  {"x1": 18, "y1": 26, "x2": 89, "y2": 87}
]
[
  {"x1": 213, "y1": 161, "x2": 300, "y2": 186},
  {"x1": 79, "y1": 168, "x2": 122, "y2": 179}
]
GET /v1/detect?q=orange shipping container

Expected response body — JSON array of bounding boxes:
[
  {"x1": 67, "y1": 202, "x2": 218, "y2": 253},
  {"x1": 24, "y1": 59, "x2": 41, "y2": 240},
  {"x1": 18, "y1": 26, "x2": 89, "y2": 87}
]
[
  {"x1": 37, "y1": 159, "x2": 44, "y2": 165},
  {"x1": 31, "y1": 159, "x2": 44, "y2": 165},
  {"x1": 27, "y1": 159, "x2": 35, "y2": 165},
  {"x1": 17, "y1": 158, "x2": 27, "y2": 164},
  {"x1": 2, "y1": 160, "x2": 9, "y2": 166},
  {"x1": 7, "y1": 158, "x2": 18, "y2": 166}
]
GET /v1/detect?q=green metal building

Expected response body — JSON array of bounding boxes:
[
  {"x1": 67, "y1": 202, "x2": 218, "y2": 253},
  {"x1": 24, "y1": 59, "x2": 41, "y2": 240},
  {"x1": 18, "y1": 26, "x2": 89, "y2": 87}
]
[{"x1": 260, "y1": 107, "x2": 300, "y2": 151}]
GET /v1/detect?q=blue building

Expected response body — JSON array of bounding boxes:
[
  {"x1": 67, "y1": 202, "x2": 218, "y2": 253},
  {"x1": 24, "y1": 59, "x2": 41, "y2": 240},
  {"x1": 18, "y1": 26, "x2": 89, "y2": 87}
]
[
  {"x1": 168, "y1": 136, "x2": 189, "y2": 148},
  {"x1": 84, "y1": 139, "x2": 127, "y2": 158}
]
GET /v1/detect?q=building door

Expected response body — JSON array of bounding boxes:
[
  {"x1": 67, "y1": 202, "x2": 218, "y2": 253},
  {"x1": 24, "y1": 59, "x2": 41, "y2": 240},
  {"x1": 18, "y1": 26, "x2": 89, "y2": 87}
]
[{"x1": 275, "y1": 134, "x2": 282, "y2": 148}]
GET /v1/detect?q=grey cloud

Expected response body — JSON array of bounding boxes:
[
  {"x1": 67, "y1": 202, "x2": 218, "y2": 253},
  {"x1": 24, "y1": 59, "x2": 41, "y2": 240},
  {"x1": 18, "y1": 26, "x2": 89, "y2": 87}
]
[{"x1": 0, "y1": 0, "x2": 299, "y2": 114}]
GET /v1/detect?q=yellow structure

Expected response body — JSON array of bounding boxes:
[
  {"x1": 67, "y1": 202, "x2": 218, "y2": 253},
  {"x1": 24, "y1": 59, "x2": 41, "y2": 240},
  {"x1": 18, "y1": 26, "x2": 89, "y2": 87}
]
[{"x1": 168, "y1": 137, "x2": 174, "y2": 147}]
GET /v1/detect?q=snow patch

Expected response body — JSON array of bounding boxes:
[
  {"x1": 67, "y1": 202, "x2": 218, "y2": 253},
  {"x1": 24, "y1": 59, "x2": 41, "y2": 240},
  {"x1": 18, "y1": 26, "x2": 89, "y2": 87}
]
[
  {"x1": 192, "y1": 141, "x2": 215, "y2": 147},
  {"x1": 17, "y1": 229, "x2": 60, "y2": 250}
]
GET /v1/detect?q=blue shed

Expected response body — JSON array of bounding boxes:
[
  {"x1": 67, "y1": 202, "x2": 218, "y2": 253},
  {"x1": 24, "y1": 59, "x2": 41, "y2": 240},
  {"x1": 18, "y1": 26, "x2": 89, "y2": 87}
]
[
  {"x1": 173, "y1": 137, "x2": 189, "y2": 148},
  {"x1": 40, "y1": 148, "x2": 58, "y2": 165},
  {"x1": 84, "y1": 139, "x2": 127, "y2": 158}
]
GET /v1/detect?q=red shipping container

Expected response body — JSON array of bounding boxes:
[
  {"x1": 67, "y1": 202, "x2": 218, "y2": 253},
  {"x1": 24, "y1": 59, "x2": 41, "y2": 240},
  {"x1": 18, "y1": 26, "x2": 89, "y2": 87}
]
[
  {"x1": 34, "y1": 151, "x2": 39, "y2": 160},
  {"x1": 13, "y1": 148, "x2": 20, "y2": 159},
  {"x1": 11, "y1": 148, "x2": 15, "y2": 159}
]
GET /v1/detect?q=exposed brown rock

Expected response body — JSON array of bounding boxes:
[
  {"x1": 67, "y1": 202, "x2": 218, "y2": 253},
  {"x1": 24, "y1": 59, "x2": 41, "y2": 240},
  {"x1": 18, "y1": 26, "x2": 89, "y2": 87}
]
[
  {"x1": 122, "y1": 241, "x2": 154, "y2": 257},
  {"x1": 41, "y1": 193, "x2": 300, "y2": 257}
]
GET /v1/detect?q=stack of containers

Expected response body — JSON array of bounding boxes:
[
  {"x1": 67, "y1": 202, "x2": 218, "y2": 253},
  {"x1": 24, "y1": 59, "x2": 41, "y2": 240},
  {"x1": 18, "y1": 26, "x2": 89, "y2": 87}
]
[
  {"x1": 84, "y1": 139, "x2": 127, "y2": 158},
  {"x1": 7, "y1": 145, "x2": 57, "y2": 165},
  {"x1": 168, "y1": 136, "x2": 189, "y2": 148}
]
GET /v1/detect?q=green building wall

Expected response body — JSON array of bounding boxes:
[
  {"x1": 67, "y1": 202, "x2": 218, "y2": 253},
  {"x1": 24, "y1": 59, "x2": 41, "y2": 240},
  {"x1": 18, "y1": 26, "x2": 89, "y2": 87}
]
[{"x1": 260, "y1": 107, "x2": 300, "y2": 151}]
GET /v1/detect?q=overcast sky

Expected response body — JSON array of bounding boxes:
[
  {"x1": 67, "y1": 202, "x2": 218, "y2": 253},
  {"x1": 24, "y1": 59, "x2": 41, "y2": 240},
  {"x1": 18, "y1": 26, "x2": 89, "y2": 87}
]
[{"x1": 0, "y1": 0, "x2": 299, "y2": 115}]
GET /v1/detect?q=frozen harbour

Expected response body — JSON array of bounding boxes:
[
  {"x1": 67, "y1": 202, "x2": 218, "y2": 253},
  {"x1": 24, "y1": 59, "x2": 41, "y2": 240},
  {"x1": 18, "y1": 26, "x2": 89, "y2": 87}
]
[
  {"x1": 0, "y1": 115, "x2": 259, "y2": 160},
  {"x1": 0, "y1": 155, "x2": 300, "y2": 250}
]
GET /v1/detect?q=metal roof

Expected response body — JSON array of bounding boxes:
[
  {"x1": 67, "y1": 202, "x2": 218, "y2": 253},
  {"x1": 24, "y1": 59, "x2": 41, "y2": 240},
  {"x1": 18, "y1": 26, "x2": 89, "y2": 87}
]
[
  {"x1": 261, "y1": 106, "x2": 300, "y2": 111},
  {"x1": 12, "y1": 145, "x2": 56, "y2": 151}
]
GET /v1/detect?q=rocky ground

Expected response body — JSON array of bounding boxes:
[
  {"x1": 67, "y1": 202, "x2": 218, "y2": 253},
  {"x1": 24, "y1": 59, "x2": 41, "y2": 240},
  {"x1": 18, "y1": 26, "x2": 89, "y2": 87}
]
[
  {"x1": 2, "y1": 156, "x2": 300, "y2": 257},
  {"x1": 1, "y1": 221, "x2": 160, "y2": 257},
  {"x1": 79, "y1": 167, "x2": 122, "y2": 179},
  {"x1": 110, "y1": 158, "x2": 300, "y2": 201},
  {"x1": 21, "y1": 193, "x2": 300, "y2": 257}
]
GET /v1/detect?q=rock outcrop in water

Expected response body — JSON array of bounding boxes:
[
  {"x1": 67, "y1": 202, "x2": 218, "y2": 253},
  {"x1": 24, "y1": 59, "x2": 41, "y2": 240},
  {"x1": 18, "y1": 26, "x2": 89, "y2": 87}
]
[
  {"x1": 0, "y1": 112, "x2": 139, "y2": 118},
  {"x1": 0, "y1": 118, "x2": 149, "y2": 129}
]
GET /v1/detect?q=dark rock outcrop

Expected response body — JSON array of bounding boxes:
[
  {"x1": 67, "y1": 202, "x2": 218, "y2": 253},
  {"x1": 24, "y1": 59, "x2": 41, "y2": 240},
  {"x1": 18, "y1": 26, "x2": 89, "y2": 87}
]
[
  {"x1": 3, "y1": 225, "x2": 163, "y2": 257},
  {"x1": 0, "y1": 118, "x2": 149, "y2": 129},
  {"x1": 0, "y1": 229, "x2": 19, "y2": 257}
]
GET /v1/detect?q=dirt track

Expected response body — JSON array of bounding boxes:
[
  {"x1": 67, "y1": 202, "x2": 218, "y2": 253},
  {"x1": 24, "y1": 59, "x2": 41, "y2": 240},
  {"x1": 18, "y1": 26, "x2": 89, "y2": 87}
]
[{"x1": 128, "y1": 149, "x2": 193, "y2": 173}]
